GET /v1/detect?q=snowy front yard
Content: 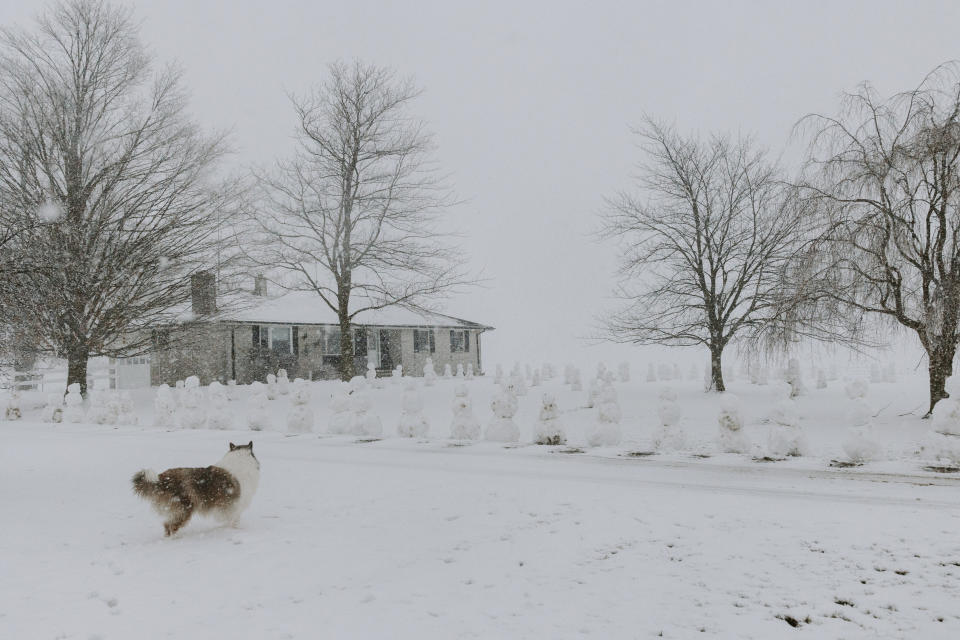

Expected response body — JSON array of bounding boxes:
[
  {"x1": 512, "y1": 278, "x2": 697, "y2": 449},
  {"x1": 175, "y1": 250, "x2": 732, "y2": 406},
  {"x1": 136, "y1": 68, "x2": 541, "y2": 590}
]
[{"x1": 2, "y1": 411, "x2": 960, "y2": 638}]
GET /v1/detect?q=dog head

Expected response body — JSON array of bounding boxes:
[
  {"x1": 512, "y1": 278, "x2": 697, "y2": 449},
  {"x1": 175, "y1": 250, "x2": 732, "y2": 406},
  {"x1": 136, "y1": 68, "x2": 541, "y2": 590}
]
[{"x1": 228, "y1": 441, "x2": 259, "y2": 467}]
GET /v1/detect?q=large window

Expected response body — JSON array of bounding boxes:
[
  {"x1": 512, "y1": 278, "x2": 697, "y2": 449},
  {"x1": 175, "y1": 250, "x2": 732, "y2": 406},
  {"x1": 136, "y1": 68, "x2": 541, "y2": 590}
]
[
  {"x1": 414, "y1": 329, "x2": 435, "y2": 353},
  {"x1": 323, "y1": 328, "x2": 341, "y2": 355},
  {"x1": 450, "y1": 330, "x2": 470, "y2": 353},
  {"x1": 269, "y1": 326, "x2": 292, "y2": 354}
]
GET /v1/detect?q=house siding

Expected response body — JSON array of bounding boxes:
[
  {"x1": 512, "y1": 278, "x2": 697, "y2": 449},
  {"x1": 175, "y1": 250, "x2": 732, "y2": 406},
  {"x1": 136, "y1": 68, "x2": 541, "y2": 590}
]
[{"x1": 151, "y1": 322, "x2": 486, "y2": 385}]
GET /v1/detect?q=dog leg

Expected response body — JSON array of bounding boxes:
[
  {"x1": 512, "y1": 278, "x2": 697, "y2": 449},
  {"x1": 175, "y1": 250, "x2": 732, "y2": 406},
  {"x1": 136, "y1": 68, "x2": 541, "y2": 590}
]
[{"x1": 164, "y1": 505, "x2": 193, "y2": 537}]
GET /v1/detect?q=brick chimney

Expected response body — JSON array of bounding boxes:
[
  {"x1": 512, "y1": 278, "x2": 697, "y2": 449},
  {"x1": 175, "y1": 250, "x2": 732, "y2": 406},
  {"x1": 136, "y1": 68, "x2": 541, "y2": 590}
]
[
  {"x1": 191, "y1": 270, "x2": 217, "y2": 315},
  {"x1": 253, "y1": 274, "x2": 267, "y2": 296}
]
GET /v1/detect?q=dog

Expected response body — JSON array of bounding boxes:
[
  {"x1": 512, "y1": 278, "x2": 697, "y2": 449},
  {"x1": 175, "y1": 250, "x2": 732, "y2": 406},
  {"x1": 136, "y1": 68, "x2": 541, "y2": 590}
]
[{"x1": 132, "y1": 442, "x2": 260, "y2": 536}]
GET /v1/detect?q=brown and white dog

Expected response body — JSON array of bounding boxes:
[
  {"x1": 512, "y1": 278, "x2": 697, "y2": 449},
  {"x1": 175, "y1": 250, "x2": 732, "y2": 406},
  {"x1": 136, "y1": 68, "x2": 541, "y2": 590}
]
[{"x1": 132, "y1": 442, "x2": 260, "y2": 536}]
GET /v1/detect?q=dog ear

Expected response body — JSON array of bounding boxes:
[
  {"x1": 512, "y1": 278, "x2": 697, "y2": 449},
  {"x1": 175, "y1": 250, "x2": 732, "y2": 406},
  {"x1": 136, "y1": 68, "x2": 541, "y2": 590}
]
[{"x1": 229, "y1": 442, "x2": 236, "y2": 451}]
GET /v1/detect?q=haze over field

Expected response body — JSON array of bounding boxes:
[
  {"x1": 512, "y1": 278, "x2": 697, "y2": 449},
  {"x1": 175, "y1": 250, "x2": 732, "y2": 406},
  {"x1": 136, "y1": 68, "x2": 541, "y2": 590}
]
[{"x1": 4, "y1": 0, "x2": 957, "y2": 367}]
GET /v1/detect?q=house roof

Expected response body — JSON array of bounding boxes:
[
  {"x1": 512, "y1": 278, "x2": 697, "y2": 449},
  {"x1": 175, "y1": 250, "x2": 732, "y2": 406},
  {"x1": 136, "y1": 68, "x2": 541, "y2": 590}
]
[{"x1": 182, "y1": 290, "x2": 494, "y2": 331}]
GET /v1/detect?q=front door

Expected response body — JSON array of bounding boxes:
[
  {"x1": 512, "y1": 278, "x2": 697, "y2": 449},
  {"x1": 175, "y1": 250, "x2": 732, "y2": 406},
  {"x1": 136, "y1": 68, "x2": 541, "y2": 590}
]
[{"x1": 379, "y1": 330, "x2": 392, "y2": 370}]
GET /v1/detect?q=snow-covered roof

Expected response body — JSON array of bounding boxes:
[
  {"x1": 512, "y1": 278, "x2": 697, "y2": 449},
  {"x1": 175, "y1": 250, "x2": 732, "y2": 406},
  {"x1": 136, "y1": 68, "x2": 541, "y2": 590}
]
[{"x1": 182, "y1": 290, "x2": 493, "y2": 331}]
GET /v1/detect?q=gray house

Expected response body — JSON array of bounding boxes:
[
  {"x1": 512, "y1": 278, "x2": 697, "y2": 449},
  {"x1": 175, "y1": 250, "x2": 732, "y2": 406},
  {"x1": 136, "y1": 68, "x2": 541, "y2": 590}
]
[{"x1": 148, "y1": 275, "x2": 493, "y2": 385}]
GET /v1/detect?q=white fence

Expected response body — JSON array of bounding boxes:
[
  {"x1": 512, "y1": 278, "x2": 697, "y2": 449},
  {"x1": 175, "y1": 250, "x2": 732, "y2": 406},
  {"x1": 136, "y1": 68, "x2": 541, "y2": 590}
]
[{"x1": 7, "y1": 358, "x2": 118, "y2": 393}]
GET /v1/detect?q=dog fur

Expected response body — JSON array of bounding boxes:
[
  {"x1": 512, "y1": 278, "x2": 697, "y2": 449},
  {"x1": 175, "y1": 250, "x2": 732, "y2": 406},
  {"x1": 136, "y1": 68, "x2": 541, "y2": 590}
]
[{"x1": 132, "y1": 441, "x2": 260, "y2": 536}]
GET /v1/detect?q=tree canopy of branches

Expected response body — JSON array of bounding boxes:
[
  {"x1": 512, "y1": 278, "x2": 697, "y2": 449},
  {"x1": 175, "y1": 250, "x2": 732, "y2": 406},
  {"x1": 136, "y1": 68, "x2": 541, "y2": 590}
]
[
  {"x1": 600, "y1": 120, "x2": 806, "y2": 392},
  {"x1": 245, "y1": 60, "x2": 469, "y2": 381},
  {"x1": 795, "y1": 64, "x2": 960, "y2": 415},
  {"x1": 0, "y1": 0, "x2": 231, "y2": 394}
]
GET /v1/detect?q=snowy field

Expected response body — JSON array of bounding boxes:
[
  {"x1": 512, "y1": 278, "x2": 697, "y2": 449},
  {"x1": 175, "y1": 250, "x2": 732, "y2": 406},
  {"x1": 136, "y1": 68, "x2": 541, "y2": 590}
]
[{"x1": 3, "y1": 369, "x2": 960, "y2": 638}]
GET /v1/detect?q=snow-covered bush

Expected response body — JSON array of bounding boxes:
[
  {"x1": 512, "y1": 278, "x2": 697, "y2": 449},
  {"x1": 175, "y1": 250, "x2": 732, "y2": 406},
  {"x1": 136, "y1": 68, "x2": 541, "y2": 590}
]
[
  {"x1": 64, "y1": 383, "x2": 85, "y2": 423},
  {"x1": 465, "y1": 363, "x2": 474, "y2": 379},
  {"x1": 246, "y1": 381, "x2": 272, "y2": 431},
  {"x1": 153, "y1": 383, "x2": 177, "y2": 428},
  {"x1": 531, "y1": 368, "x2": 541, "y2": 387},
  {"x1": 392, "y1": 365, "x2": 403, "y2": 382},
  {"x1": 349, "y1": 378, "x2": 382, "y2": 437},
  {"x1": 206, "y1": 381, "x2": 232, "y2": 430},
  {"x1": 42, "y1": 394, "x2": 64, "y2": 423},
  {"x1": 455, "y1": 363, "x2": 464, "y2": 378},
  {"x1": 397, "y1": 378, "x2": 429, "y2": 438},
  {"x1": 541, "y1": 363, "x2": 555, "y2": 380},
  {"x1": 785, "y1": 358, "x2": 805, "y2": 398},
  {"x1": 286, "y1": 379, "x2": 314, "y2": 434},
  {"x1": 277, "y1": 368, "x2": 290, "y2": 395},
  {"x1": 533, "y1": 393, "x2": 565, "y2": 445},
  {"x1": 717, "y1": 393, "x2": 749, "y2": 453},
  {"x1": 328, "y1": 385, "x2": 352, "y2": 434},
  {"x1": 485, "y1": 387, "x2": 520, "y2": 442},
  {"x1": 450, "y1": 384, "x2": 480, "y2": 440},
  {"x1": 586, "y1": 380, "x2": 621, "y2": 447},
  {"x1": 443, "y1": 363, "x2": 452, "y2": 379}
]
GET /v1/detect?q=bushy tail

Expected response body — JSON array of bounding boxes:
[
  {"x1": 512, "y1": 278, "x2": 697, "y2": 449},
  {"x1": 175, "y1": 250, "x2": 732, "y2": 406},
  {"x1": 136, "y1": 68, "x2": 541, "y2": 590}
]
[{"x1": 132, "y1": 469, "x2": 160, "y2": 498}]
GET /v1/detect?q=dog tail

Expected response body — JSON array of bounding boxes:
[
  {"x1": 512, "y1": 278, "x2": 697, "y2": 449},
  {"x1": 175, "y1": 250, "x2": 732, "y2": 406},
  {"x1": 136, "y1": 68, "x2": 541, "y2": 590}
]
[{"x1": 132, "y1": 469, "x2": 160, "y2": 498}]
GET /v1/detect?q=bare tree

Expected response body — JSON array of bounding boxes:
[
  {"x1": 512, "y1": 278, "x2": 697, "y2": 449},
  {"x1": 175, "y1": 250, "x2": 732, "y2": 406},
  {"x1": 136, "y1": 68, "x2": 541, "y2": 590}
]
[
  {"x1": 0, "y1": 0, "x2": 231, "y2": 395},
  {"x1": 795, "y1": 64, "x2": 960, "y2": 416},
  {"x1": 599, "y1": 119, "x2": 806, "y2": 391},
  {"x1": 245, "y1": 61, "x2": 469, "y2": 381}
]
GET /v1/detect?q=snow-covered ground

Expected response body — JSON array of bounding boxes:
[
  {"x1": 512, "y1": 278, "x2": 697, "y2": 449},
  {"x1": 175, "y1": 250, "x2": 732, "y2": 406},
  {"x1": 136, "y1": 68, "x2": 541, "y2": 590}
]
[{"x1": 2, "y1": 370, "x2": 960, "y2": 638}]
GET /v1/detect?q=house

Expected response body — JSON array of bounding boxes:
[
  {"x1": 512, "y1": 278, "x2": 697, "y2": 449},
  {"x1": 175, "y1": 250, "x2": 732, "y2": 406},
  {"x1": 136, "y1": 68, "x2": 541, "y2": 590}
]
[{"x1": 146, "y1": 274, "x2": 493, "y2": 385}]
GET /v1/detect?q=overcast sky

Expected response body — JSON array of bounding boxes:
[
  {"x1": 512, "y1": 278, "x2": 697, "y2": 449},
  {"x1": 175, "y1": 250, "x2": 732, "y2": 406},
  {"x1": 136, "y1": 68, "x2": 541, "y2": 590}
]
[{"x1": 4, "y1": 0, "x2": 960, "y2": 371}]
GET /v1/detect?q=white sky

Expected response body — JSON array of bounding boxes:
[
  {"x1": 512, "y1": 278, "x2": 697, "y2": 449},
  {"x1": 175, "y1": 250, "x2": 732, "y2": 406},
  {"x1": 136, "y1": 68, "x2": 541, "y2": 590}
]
[{"x1": 4, "y1": 0, "x2": 960, "y2": 372}]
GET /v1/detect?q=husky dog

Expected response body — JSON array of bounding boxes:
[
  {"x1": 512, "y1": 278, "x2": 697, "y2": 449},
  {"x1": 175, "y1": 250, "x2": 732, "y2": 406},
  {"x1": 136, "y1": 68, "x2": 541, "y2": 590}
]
[{"x1": 132, "y1": 442, "x2": 260, "y2": 536}]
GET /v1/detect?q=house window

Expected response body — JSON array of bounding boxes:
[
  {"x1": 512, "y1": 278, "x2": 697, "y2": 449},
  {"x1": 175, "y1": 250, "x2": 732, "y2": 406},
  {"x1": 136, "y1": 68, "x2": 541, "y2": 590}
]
[
  {"x1": 269, "y1": 326, "x2": 292, "y2": 354},
  {"x1": 414, "y1": 329, "x2": 435, "y2": 353},
  {"x1": 323, "y1": 328, "x2": 341, "y2": 355},
  {"x1": 354, "y1": 327, "x2": 367, "y2": 357},
  {"x1": 450, "y1": 330, "x2": 470, "y2": 353}
]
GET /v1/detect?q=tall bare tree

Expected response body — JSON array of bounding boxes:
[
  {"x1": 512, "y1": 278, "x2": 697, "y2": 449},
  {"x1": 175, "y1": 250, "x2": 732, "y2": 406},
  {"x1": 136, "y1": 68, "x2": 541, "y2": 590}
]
[
  {"x1": 0, "y1": 0, "x2": 231, "y2": 394},
  {"x1": 245, "y1": 61, "x2": 468, "y2": 380},
  {"x1": 600, "y1": 120, "x2": 806, "y2": 391},
  {"x1": 795, "y1": 64, "x2": 960, "y2": 416}
]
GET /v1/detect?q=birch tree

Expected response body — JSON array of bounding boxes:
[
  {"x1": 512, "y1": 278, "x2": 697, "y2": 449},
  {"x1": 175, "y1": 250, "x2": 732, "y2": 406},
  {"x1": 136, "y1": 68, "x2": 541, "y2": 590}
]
[
  {"x1": 246, "y1": 61, "x2": 468, "y2": 381},
  {"x1": 795, "y1": 64, "x2": 960, "y2": 415},
  {"x1": 600, "y1": 120, "x2": 806, "y2": 391},
  {"x1": 0, "y1": 0, "x2": 231, "y2": 394}
]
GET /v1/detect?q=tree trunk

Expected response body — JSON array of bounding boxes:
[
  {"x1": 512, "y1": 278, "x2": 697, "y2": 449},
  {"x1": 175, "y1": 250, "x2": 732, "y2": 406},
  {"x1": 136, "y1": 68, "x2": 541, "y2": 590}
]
[
  {"x1": 925, "y1": 342, "x2": 955, "y2": 417},
  {"x1": 707, "y1": 345, "x2": 726, "y2": 392},
  {"x1": 66, "y1": 345, "x2": 89, "y2": 398},
  {"x1": 338, "y1": 313, "x2": 354, "y2": 381}
]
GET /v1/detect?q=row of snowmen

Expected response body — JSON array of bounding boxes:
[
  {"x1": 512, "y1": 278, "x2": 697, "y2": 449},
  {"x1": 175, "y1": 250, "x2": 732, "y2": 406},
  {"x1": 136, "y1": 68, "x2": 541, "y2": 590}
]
[{"x1": 5, "y1": 380, "x2": 139, "y2": 426}]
